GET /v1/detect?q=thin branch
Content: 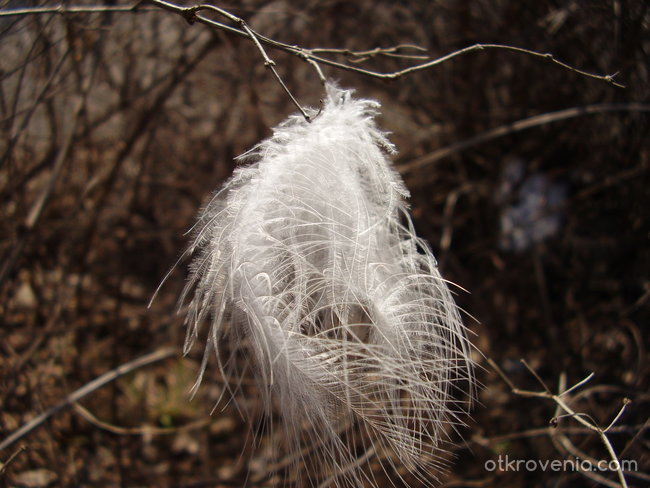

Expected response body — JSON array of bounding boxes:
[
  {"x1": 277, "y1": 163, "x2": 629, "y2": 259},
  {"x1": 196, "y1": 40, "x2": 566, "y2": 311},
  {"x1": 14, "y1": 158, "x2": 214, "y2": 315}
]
[
  {"x1": 73, "y1": 403, "x2": 211, "y2": 436},
  {"x1": 306, "y1": 57, "x2": 327, "y2": 84},
  {"x1": 2, "y1": 43, "x2": 71, "y2": 168},
  {"x1": 551, "y1": 395, "x2": 629, "y2": 488},
  {"x1": 11, "y1": 288, "x2": 69, "y2": 376},
  {"x1": 520, "y1": 358, "x2": 552, "y2": 394},
  {"x1": 489, "y1": 358, "x2": 631, "y2": 488},
  {"x1": 0, "y1": 2, "x2": 626, "y2": 107},
  {"x1": 309, "y1": 44, "x2": 429, "y2": 63},
  {"x1": 604, "y1": 399, "x2": 631, "y2": 434},
  {"x1": 0, "y1": 94, "x2": 82, "y2": 286},
  {"x1": 303, "y1": 43, "x2": 623, "y2": 87},
  {"x1": 385, "y1": 43, "x2": 625, "y2": 86},
  {"x1": 0, "y1": 445, "x2": 28, "y2": 475},
  {"x1": 317, "y1": 446, "x2": 377, "y2": 488},
  {"x1": 0, "y1": 347, "x2": 177, "y2": 452},
  {"x1": 148, "y1": 0, "x2": 311, "y2": 119},
  {"x1": 472, "y1": 423, "x2": 644, "y2": 445},
  {"x1": 139, "y1": 0, "x2": 248, "y2": 37},
  {"x1": 560, "y1": 372, "x2": 595, "y2": 397},
  {"x1": 309, "y1": 44, "x2": 428, "y2": 56},
  {"x1": 0, "y1": 4, "x2": 147, "y2": 16},
  {"x1": 487, "y1": 357, "x2": 517, "y2": 391},
  {"x1": 398, "y1": 103, "x2": 650, "y2": 175},
  {"x1": 549, "y1": 416, "x2": 634, "y2": 488},
  {"x1": 237, "y1": 18, "x2": 311, "y2": 120}
]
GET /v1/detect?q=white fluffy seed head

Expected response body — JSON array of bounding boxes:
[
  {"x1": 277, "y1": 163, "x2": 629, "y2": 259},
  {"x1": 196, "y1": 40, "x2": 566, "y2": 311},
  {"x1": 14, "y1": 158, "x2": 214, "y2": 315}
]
[{"x1": 180, "y1": 83, "x2": 474, "y2": 486}]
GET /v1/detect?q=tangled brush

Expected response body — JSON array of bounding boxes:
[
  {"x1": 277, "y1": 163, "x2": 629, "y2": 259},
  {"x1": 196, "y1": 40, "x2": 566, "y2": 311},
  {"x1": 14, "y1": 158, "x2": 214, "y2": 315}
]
[{"x1": 177, "y1": 83, "x2": 473, "y2": 486}]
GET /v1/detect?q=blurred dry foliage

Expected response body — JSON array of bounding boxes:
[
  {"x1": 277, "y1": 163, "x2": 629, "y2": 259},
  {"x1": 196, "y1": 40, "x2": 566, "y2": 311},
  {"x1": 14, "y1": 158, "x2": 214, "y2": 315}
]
[{"x1": 0, "y1": 0, "x2": 648, "y2": 487}]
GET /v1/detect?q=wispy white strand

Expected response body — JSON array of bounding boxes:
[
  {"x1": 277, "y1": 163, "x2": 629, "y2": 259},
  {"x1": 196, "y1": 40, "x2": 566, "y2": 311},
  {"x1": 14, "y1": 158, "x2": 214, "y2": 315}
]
[{"x1": 179, "y1": 83, "x2": 473, "y2": 486}]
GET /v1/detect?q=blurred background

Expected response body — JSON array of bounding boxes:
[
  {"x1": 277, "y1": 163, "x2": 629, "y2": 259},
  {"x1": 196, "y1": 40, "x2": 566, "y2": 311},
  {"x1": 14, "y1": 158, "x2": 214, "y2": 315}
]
[{"x1": 1, "y1": 1, "x2": 648, "y2": 486}]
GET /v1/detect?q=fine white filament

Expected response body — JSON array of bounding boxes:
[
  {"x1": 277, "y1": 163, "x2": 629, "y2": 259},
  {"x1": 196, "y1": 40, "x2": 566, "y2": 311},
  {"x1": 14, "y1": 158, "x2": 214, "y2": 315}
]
[{"x1": 179, "y1": 84, "x2": 473, "y2": 486}]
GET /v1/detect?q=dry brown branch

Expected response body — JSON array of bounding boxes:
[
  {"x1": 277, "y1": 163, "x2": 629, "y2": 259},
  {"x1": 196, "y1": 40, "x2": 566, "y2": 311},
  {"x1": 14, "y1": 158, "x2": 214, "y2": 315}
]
[
  {"x1": 0, "y1": 0, "x2": 625, "y2": 120},
  {"x1": 0, "y1": 347, "x2": 177, "y2": 452},
  {"x1": 305, "y1": 42, "x2": 624, "y2": 86},
  {"x1": 11, "y1": 288, "x2": 69, "y2": 376},
  {"x1": 472, "y1": 423, "x2": 644, "y2": 446},
  {"x1": 0, "y1": 97, "x2": 82, "y2": 286},
  {"x1": 168, "y1": 1, "x2": 312, "y2": 119},
  {"x1": 309, "y1": 44, "x2": 429, "y2": 63},
  {"x1": 141, "y1": 2, "x2": 629, "y2": 88},
  {"x1": 0, "y1": 445, "x2": 28, "y2": 476},
  {"x1": 73, "y1": 403, "x2": 211, "y2": 435},
  {"x1": 398, "y1": 103, "x2": 650, "y2": 175},
  {"x1": 2, "y1": 43, "x2": 71, "y2": 168},
  {"x1": 0, "y1": 4, "x2": 148, "y2": 16},
  {"x1": 488, "y1": 358, "x2": 632, "y2": 488},
  {"x1": 546, "y1": 375, "x2": 633, "y2": 488}
]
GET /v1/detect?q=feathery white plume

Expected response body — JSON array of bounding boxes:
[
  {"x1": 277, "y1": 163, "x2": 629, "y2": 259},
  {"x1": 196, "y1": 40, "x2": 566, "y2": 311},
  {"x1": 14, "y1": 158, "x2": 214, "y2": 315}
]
[{"x1": 179, "y1": 83, "x2": 473, "y2": 486}]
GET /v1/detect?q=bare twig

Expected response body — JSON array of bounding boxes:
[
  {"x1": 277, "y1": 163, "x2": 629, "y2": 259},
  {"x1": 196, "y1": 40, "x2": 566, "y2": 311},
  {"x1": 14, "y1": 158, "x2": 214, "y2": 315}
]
[
  {"x1": 520, "y1": 358, "x2": 552, "y2": 394},
  {"x1": 73, "y1": 403, "x2": 211, "y2": 435},
  {"x1": 575, "y1": 160, "x2": 650, "y2": 201},
  {"x1": 0, "y1": 3, "x2": 153, "y2": 18},
  {"x1": 561, "y1": 372, "x2": 595, "y2": 397},
  {"x1": 310, "y1": 44, "x2": 429, "y2": 63},
  {"x1": 317, "y1": 446, "x2": 377, "y2": 488},
  {"x1": 171, "y1": 1, "x2": 311, "y2": 120},
  {"x1": 549, "y1": 406, "x2": 625, "y2": 488},
  {"x1": 2, "y1": 44, "x2": 71, "y2": 168},
  {"x1": 0, "y1": 347, "x2": 177, "y2": 452},
  {"x1": 0, "y1": 445, "x2": 28, "y2": 476},
  {"x1": 488, "y1": 358, "x2": 631, "y2": 488},
  {"x1": 545, "y1": 374, "x2": 622, "y2": 488},
  {"x1": 11, "y1": 288, "x2": 69, "y2": 376},
  {"x1": 472, "y1": 423, "x2": 644, "y2": 445},
  {"x1": 397, "y1": 43, "x2": 622, "y2": 85},
  {"x1": 0, "y1": 1, "x2": 626, "y2": 114},
  {"x1": 0, "y1": 95, "x2": 82, "y2": 286},
  {"x1": 237, "y1": 17, "x2": 311, "y2": 120},
  {"x1": 398, "y1": 103, "x2": 650, "y2": 175},
  {"x1": 604, "y1": 399, "x2": 631, "y2": 434}
]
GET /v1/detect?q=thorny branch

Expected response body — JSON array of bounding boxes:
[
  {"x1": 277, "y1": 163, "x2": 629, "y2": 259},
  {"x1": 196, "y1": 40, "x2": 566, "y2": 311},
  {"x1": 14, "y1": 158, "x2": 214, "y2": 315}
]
[{"x1": 0, "y1": 0, "x2": 626, "y2": 121}]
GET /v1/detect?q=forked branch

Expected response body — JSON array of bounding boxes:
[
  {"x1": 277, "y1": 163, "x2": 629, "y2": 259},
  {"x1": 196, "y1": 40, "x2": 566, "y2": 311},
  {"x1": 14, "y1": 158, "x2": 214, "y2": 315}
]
[
  {"x1": 488, "y1": 358, "x2": 631, "y2": 488},
  {"x1": 0, "y1": 348, "x2": 177, "y2": 452},
  {"x1": 0, "y1": 0, "x2": 625, "y2": 121}
]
